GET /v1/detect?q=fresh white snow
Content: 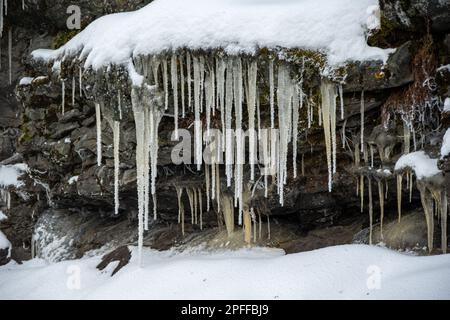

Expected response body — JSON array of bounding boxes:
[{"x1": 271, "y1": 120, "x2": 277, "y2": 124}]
[
  {"x1": 0, "y1": 244, "x2": 449, "y2": 299},
  {"x1": 0, "y1": 164, "x2": 28, "y2": 188},
  {"x1": 31, "y1": 0, "x2": 393, "y2": 69},
  {"x1": 395, "y1": 151, "x2": 441, "y2": 180}
]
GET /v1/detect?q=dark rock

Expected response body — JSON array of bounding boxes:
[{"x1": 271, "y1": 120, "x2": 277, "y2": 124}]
[
  {"x1": 380, "y1": 0, "x2": 450, "y2": 34},
  {"x1": 97, "y1": 246, "x2": 131, "y2": 276}
]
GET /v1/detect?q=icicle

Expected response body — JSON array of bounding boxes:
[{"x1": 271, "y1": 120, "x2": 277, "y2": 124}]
[
  {"x1": 162, "y1": 57, "x2": 168, "y2": 110},
  {"x1": 330, "y1": 88, "x2": 337, "y2": 175},
  {"x1": 441, "y1": 190, "x2": 447, "y2": 254},
  {"x1": 269, "y1": 59, "x2": 275, "y2": 129},
  {"x1": 217, "y1": 58, "x2": 226, "y2": 147},
  {"x1": 8, "y1": 27, "x2": 11, "y2": 85},
  {"x1": 71, "y1": 76, "x2": 75, "y2": 106},
  {"x1": 368, "y1": 177, "x2": 373, "y2": 245},
  {"x1": 95, "y1": 103, "x2": 102, "y2": 166},
  {"x1": 61, "y1": 80, "x2": 65, "y2": 115},
  {"x1": 403, "y1": 122, "x2": 410, "y2": 154},
  {"x1": 193, "y1": 187, "x2": 198, "y2": 225},
  {"x1": 187, "y1": 188, "x2": 194, "y2": 224},
  {"x1": 307, "y1": 98, "x2": 311, "y2": 129},
  {"x1": 222, "y1": 193, "x2": 234, "y2": 236},
  {"x1": 234, "y1": 57, "x2": 244, "y2": 223},
  {"x1": 292, "y1": 84, "x2": 300, "y2": 179},
  {"x1": 131, "y1": 85, "x2": 164, "y2": 265},
  {"x1": 342, "y1": 119, "x2": 347, "y2": 149},
  {"x1": 205, "y1": 74, "x2": 212, "y2": 137},
  {"x1": 151, "y1": 56, "x2": 160, "y2": 87},
  {"x1": 176, "y1": 186, "x2": 185, "y2": 236},
  {"x1": 215, "y1": 163, "x2": 221, "y2": 209},
  {"x1": 417, "y1": 181, "x2": 434, "y2": 253},
  {"x1": 171, "y1": 54, "x2": 178, "y2": 136},
  {"x1": 186, "y1": 53, "x2": 192, "y2": 111},
  {"x1": 193, "y1": 56, "x2": 203, "y2": 170},
  {"x1": 79, "y1": 66, "x2": 83, "y2": 97},
  {"x1": 243, "y1": 210, "x2": 252, "y2": 244},
  {"x1": 113, "y1": 121, "x2": 120, "y2": 215},
  {"x1": 179, "y1": 55, "x2": 185, "y2": 118},
  {"x1": 247, "y1": 61, "x2": 257, "y2": 181},
  {"x1": 360, "y1": 90, "x2": 365, "y2": 152},
  {"x1": 225, "y1": 58, "x2": 234, "y2": 187},
  {"x1": 396, "y1": 173, "x2": 403, "y2": 223},
  {"x1": 258, "y1": 212, "x2": 262, "y2": 240},
  {"x1": 339, "y1": 84, "x2": 344, "y2": 120},
  {"x1": 320, "y1": 81, "x2": 333, "y2": 192},
  {"x1": 378, "y1": 179, "x2": 384, "y2": 240},
  {"x1": 276, "y1": 64, "x2": 292, "y2": 204},
  {"x1": 0, "y1": 0, "x2": 3, "y2": 38},
  {"x1": 118, "y1": 90, "x2": 122, "y2": 120},
  {"x1": 267, "y1": 215, "x2": 271, "y2": 240},
  {"x1": 370, "y1": 144, "x2": 374, "y2": 168},
  {"x1": 318, "y1": 104, "x2": 322, "y2": 126},
  {"x1": 205, "y1": 164, "x2": 210, "y2": 212},
  {"x1": 409, "y1": 171, "x2": 413, "y2": 202},
  {"x1": 360, "y1": 175, "x2": 364, "y2": 213},
  {"x1": 198, "y1": 188, "x2": 203, "y2": 230}
]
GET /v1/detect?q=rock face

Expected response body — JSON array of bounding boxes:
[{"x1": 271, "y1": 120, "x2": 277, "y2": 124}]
[{"x1": 1, "y1": 1, "x2": 450, "y2": 265}]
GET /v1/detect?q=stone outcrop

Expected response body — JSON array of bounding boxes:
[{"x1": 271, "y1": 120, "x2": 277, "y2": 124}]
[{"x1": 1, "y1": 0, "x2": 450, "y2": 265}]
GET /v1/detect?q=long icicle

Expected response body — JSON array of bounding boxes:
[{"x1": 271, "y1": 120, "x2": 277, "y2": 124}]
[
  {"x1": 378, "y1": 179, "x2": 384, "y2": 240},
  {"x1": 320, "y1": 81, "x2": 333, "y2": 192},
  {"x1": 95, "y1": 102, "x2": 102, "y2": 166},
  {"x1": 247, "y1": 60, "x2": 257, "y2": 181},
  {"x1": 171, "y1": 54, "x2": 178, "y2": 136},
  {"x1": 360, "y1": 90, "x2": 365, "y2": 153},
  {"x1": 269, "y1": 59, "x2": 275, "y2": 129},
  {"x1": 113, "y1": 120, "x2": 120, "y2": 215},
  {"x1": 61, "y1": 80, "x2": 65, "y2": 115},
  {"x1": 397, "y1": 173, "x2": 403, "y2": 223}
]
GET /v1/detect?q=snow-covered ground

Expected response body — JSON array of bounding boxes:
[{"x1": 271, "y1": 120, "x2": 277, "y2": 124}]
[
  {"x1": 32, "y1": 0, "x2": 393, "y2": 69},
  {"x1": 0, "y1": 244, "x2": 449, "y2": 299}
]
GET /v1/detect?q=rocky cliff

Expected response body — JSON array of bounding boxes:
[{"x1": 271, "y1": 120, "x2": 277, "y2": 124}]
[{"x1": 1, "y1": 0, "x2": 450, "y2": 265}]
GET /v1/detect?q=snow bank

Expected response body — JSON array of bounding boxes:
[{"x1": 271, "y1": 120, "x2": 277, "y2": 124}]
[
  {"x1": 0, "y1": 211, "x2": 7, "y2": 222},
  {"x1": 31, "y1": 0, "x2": 393, "y2": 69},
  {"x1": 0, "y1": 164, "x2": 28, "y2": 188},
  {"x1": 0, "y1": 244, "x2": 449, "y2": 299},
  {"x1": 395, "y1": 151, "x2": 441, "y2": 179}
]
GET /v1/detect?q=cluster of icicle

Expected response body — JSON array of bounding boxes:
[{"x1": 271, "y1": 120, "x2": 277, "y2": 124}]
[
  {"x1": 354, "y1": 113, "x2": 447, "y2": 253},
  {"x1": 0, "y1": 0, "x2": 26, "y2": 85},
  {"x1": 81, "y1": 51, "x2": 348, "y2": 265}
]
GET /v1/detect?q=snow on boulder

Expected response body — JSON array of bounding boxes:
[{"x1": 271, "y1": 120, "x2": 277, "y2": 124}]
[
  {"x1": 395, "y1": 151, "x2": 441, "y2": 180},
  {"x1": 0, "y1": 164, "x2": 28, "y2": 188},
  {"x1": 31, "y1": 0, "x2": 394, "y2": 70},
  {"x1": 441, "y1": 128, "x2": 450, "y2": 159}
]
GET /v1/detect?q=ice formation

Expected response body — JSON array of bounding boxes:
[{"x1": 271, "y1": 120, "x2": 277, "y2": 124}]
[
  {"x1": 95, "y1": 103, "x2": 102, "y2": 166},
  {"x1": 32, "y1": 49, "x2": 360, "y2": 263}
]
